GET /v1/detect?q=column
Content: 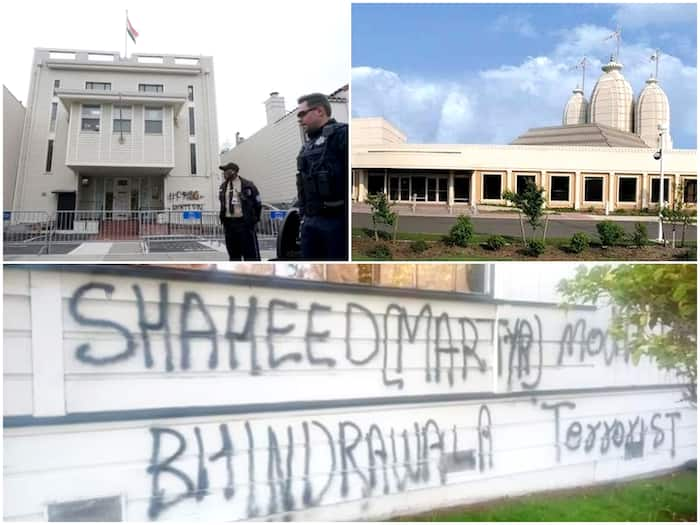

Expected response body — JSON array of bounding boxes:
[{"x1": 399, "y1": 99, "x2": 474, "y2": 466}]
[
  {"x1": 448, "y1": 171, "x2": 455, "y2": 206},
  {"x1": 641, "y1": 173, "x2": 648, "y2": 209},
  {"x1": 608, "y1": 172, "x2": 616, "y2": 212},
  {"x1": 573, "y1": 170, "x2": 581, "y2": 210}
]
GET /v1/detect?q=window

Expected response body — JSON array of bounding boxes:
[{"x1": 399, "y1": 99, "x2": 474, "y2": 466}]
[
  {"x1": 47, "y1": 495, "x2": 122, "y2": 522},
  {"x1": 650, "y1": 179, "x2": 670, "y2": 203},
  {"x1": 683, "y1": 179, "x2": 697, "y2": 204},
  {"x1": 367, "y1": 172, "x2": 385, "y2": 195},
  {"x1": 550, "y1": 176, "x2": 570, "y2": 201},
  {"x1": 188, "y1": 107, "x2": 195, "y2": 136},
  {"x1": 113, "y1": 105, "x2": 132, "y2": 133},
  {"x1": 53, "y1": 79, "x2": 60, "y2": 94},
  {"x1": 584, "y1": 177, "x2": 604, "y2": 202},
  {"x1": 190, "y1": 143, "x2": 197, "y2": 175},
  {"x1": 454, "y1": 175, "x2": 470, "y2": 201},
  {"x1": 144, "y1": 107, "x2": 163, "y2": 134},
  {"x1": 45, "y1": 140, "x2": 54, "y2": 172},
  {"x1": 482, "y1": 174, "x2": 501, "y2": 200},
  {"x1": 516, "y1": 175, "x2": 536, "y2": 195},
  {"x1": 49, "y1": 102, "x2": 58, "y2": 132},
  {"x1": 187, "y1": 85, "x2": 194, "y2": 101},
  {"x1": 139, "y1": 83, "x2": 164, "y2": 93},
  {"x1": 81, "y1": 105, "x2": 101, "y2": 131},
  {"x1": 618, "y1": 178, "x2": 637, "y2": 202},
  {"x1": 85, "y1": 81, "x2": 111, "y2": 90},
  {"x1": 215, "y1": 264, "x2": 489, "y2": 294}
]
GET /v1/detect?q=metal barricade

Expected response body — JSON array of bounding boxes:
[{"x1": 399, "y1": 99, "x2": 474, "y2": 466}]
[
  {"x1": 3, "y1": 211, "x2": 52, "y2": 255},
  {"x1": 4, "y1": 208, "x2": 288, "y2": 257}
]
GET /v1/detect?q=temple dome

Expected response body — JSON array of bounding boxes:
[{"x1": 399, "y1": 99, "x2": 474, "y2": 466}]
[
  {"x1": 588, "y1": 57, "x2": 634, "y2": 133},
  {"x1": 563, "y1": 86, "x2": 588, "y2": 125},
  {"x1": 636, "y1": 76, "x2": 672, "y2": 149}
]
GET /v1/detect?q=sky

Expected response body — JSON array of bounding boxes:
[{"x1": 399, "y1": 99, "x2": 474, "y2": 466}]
[
  {"x1": 352, "y1": 2, "x2": 697, "y2": 149},
  {"x1": 1, "y1": 0, "x2": 349, "y2": 150}
]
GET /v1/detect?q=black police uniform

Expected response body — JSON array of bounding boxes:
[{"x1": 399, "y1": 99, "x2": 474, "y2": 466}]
[
  {"x1": 219, "y1": 176, "x2": 262, "y2": 260},
  {"x1": 296, "y1": 118, "x2": 348, "y2": 260}
]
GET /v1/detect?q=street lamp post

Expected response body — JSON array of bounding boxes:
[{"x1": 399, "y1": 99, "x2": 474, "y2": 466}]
[{"x1": 656, "y1": 123, "x2": 668, "y2": 243}]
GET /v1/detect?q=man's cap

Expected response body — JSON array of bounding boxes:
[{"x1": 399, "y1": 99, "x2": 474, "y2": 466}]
[{"x1": 219, "y1": 162, "x2": 239, "y2": 171}]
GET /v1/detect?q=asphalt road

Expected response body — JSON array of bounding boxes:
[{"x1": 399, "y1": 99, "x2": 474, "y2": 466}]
[{"x1": 352, "y1": 212, "x2": 697, "y2": 241}]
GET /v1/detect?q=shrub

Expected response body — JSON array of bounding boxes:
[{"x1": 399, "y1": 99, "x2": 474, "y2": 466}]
[
  {"x1": 630, "y1": 222, "x2": 648, "y2": 248},
  {"x1": 485, "y1": 235, "x2": 506, "y2": 251},
  {"x1": 365, "y1": 243, "x2": 392, "y2": 260},
  {"x1": 597, "y1": 220, "x2": 625, "y2": 247},
  {"x1": 526, "y1": 239, "x2": 546, "y2": 257},
  {"x1": 446, "y1": 215, "x2": 474, "y2": 247},
  {"x1": 410, "y1": 239, "x2": 429, "y2": 253},
  {"x1": 569, "y1": 232, "x2": 590, "y2": 253}
]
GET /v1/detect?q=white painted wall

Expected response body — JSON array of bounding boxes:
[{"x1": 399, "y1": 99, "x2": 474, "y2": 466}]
[
  {"x1": 3, "y1": 86, "x2": 26, "y2": 211},
  {"x1": 3, "y1": 266, "x2": 694, "y2": 522},
  {"x1": 221, "y1": 88, "x2": 348, "y2": 206}
]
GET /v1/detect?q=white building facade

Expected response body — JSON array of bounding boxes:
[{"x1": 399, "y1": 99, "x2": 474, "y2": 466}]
[
  {"x1": 352, "y1": 118, "x2": 697, "y2": 212},
  {"x1": 10, "y1": 48, "x2": 221, "y2": 215},
  {"x1": 3, "y1": 86, "x2": 26, "y2": 211},
  {"x1": 221, "y1": 86, "x2": 348, "y2": 206}
]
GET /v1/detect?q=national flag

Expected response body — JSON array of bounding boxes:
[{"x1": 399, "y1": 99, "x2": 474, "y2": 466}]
[{"x1": 127, "y1": 17, "x2": 139, "y2": 44}]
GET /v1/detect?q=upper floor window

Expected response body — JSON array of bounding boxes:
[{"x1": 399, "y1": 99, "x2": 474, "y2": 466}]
[
  {"x1": 81, "y1": 105, "x2": 101, "y2": 132},
  {"x1": 49, "y1": 102, "x2": 58, "y2": 132},
  {"x1": 53, "y1": 79, "x2": 60, "y2": 94},
  {"x1": 85, "y1": 81, "x2": 111, "y2": 91},
  {"x1": 145, "y1": 107, "x2": 163, "y2": 134},
  {"x1": 139, "y1": 84, "x2": 164, "y2": 93},
  {"x1": 187, "y1": 85, "x2": 194, "y2": 101},
  {"x1": 112, "y1": 105, "x2": 132, "y2": 133}
]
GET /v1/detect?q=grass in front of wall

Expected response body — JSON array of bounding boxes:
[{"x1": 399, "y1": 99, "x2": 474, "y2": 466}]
[{"x1": 393, "y1": 469, "x2": 697, "y2": 522}]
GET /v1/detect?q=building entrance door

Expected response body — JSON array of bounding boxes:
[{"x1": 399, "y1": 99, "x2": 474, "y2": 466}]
[
  {"x1": 113, "y1": 178, "x2": 130, "y2": 219},
  {"x1": 56, "y1": 192, "x2": 76, "y2": 230}
]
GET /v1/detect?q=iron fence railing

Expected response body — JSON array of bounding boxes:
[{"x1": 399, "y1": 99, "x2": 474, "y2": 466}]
[{"x1": 3, "y1": 209, "x2": 287, "y2": 255}]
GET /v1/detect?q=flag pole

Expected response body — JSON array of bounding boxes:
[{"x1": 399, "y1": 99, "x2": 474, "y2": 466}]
[{"x1": 124, "y1": 10, "x2": 128, "y2": 59}]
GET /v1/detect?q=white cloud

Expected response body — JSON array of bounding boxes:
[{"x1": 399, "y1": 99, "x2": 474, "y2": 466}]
[
  {"x1": 491, "y1": 14, "x2": 537, "y2": 38},
  {"x1": 352, "y1": 23, "x2": 697, "y2": 148}
]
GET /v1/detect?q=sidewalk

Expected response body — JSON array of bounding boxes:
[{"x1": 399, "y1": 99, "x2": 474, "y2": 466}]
[
  {"x1": 3, "y1": 240, "x2": 277, "y2": 261},
  {"x1": 352, "y1": 202, "x2": 666, "y2": 221}
]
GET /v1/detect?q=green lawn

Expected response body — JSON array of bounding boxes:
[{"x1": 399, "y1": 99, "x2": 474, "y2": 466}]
[{"x1": 394, "y1": 470, "x2": 697, "y2": 522}]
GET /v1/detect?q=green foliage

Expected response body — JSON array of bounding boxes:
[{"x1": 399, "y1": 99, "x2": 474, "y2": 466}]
[
  {"x1": 366, "y1": 192, "x2": 397, "y2": 242},
  {"x1": 503, "y1": 181, "x2": 547, "y2": 242},
  {"x1": 568, "y1": 232, "x2": 590, "y2": 253},
  {"x1": 395, "y1": 471, "x2": 696, "y2": 522},
  {"x1": 365, "y1": 242, "x2": 392, "y2": 260},
  {"x1": 630, "y1": 222, "x2": 648, "y2": 248},
  {"x1": 525, "y1": 239, "x2": 546, "y2": 257},
  {"x1": 446, "y1": 215, "x2": 474, "y2": 247},
  {"x1": 558, "y1": 264, "x2": 697, "y2": 405},
  {"x1": 596, "y1": 220, "x2": 625, "y2": 246},
  {"x1": 410, "y1": 239, "x2": 429, "y2": 253},
  {"x1": 485, "y1": 235, "x2": 506, "y2": 251}
]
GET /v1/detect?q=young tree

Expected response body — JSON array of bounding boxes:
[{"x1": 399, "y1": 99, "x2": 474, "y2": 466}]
[
  {"x1": 366, "y1": 192, "x2": 397, "y2": 242},
  {"x1": 558, "y1": 264, "x2": 697, "y2": 406},
  {"x1": 661, "y1": 184, "x2": 697, "y2": 247},
  {"x1": 502, "y1": 181, "x2": 548, "y2": 243}
]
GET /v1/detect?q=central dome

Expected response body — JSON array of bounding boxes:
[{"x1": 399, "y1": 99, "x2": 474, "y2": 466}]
[{"x1": 588, "y1": 57, "x2": 635, "y2": 133}]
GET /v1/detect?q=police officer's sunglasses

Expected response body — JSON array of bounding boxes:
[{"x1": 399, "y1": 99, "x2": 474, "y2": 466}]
[{"x1": 297, "y1": 106, "x2": 318, "y2": 119}]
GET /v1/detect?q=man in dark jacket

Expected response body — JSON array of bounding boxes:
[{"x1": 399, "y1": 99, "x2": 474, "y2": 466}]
[
  {"x1": 296, "y1": 92, "x2": 348, "y2": 260},
  {"x1": 218, "y1": 162, "x2": 262, "y2": 260}
]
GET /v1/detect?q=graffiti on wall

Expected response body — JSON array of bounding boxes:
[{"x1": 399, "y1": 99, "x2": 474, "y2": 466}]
[
  {"x1": 146, "y1": 407, "x2": 494, "y2": 520},
  {"x1": 68, "y1": 282, "x2": 637, "y2": 390}
]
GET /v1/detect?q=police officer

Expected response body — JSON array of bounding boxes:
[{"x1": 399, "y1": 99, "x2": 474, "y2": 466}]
[
  {"x1": 296, "y1": 92, "x2": 348, "y2": 260},
  {"x1": 218, "y1": 162, "x2": 262, "y2": 261}
]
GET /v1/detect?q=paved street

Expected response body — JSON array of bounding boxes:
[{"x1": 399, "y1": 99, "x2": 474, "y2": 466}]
[{"x1": 352, "y1": 212, "x2": 697, "y2": 241}]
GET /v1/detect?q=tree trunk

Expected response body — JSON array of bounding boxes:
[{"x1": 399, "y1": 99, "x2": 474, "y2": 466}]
[{"x1": 518, "y1": 213, "x2": 526, "y2": 244}]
